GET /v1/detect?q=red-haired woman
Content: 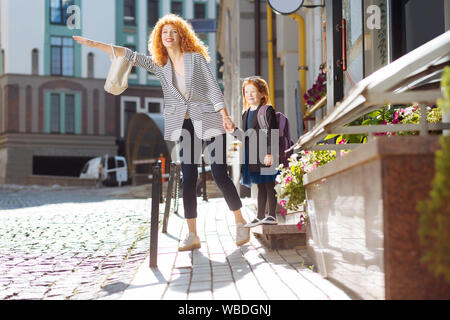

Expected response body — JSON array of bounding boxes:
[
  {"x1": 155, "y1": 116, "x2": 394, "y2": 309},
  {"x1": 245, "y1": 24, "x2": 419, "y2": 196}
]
[{"x1": 73, "y1": 14, "x2": 250, "y2": 251}]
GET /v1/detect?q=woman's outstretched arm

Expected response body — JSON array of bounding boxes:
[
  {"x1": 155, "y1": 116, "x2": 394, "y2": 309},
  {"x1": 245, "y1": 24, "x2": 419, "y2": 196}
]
[
  {"x1": 73, "y1": 36, "x2": 159, "y2": 74},
  {"x1": 72, "y1": 36, "x2": 126, "y2": 57}
]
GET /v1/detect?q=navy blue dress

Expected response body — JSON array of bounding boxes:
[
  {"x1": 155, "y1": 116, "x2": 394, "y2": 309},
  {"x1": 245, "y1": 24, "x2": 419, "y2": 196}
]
[{"x1": 241, "y1": 109, "x2": 278, "y2": 188}]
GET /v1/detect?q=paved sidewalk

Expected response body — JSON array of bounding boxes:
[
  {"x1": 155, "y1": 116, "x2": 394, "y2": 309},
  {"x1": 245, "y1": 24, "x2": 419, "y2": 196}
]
[
  {"x1": 0, "y1": 186, "x2": 152, "y2": 300},
  {"x1": 121, "y1": 198, "x2": 352, "y2": 300}
]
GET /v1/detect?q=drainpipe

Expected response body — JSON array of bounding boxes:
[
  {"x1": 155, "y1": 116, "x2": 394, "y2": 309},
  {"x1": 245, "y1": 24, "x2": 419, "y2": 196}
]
[
  {"x1": 255, "y1": 0, "x2": 261, "y2": 76},
  {"x1": 289, "y1": 13, "x2": 307, "y2": 114},
  {"x1": 266, "y1": 4, "x2": 275, "y2": 105}
]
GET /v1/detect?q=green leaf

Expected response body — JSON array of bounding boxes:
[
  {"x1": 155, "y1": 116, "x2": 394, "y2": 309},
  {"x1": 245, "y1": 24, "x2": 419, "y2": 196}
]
[{"x1": 325, "y1": 134, "x2": 339, "y2": 141}]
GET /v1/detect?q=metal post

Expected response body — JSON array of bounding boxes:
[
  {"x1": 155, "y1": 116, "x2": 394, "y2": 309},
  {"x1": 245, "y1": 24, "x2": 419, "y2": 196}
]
[
  {"x1": 419, "y1": 104, "x2": 429, "y2": 136},
  {"x1": 201, "y1": 154, "x2": 208, "y2": 202},
  {"x1": 157, "y1": 160, "x2": 164, "y2": 203},
  {"x1": 325, "y1": 0, "x2": 344, "y2": 115},
  {"x1": 174, "y1": 164, "x2": 181, "y2": 214},
  {"x1": 162, "y1": 162, "x2": 176, "y2": 234},
  {"x1": 150, "y1": 165, "x2": 161, "y2": 268}
]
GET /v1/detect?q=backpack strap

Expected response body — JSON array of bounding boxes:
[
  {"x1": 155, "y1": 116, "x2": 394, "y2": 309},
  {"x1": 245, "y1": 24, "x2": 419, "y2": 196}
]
[{"x1": 257, "y1": 105, "x2": 270, "y2": 130}]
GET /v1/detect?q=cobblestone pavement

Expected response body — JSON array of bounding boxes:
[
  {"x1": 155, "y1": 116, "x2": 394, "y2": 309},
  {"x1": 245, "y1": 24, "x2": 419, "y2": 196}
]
[{"x1": 0, "y1": 185, "x2": 152, "y2": 300}]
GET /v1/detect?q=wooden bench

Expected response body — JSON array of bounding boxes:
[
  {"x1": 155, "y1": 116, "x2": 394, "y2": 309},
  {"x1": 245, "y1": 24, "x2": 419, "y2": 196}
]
[{"x1": 252, "y1": 211, "x2": 307, "y2": 250}]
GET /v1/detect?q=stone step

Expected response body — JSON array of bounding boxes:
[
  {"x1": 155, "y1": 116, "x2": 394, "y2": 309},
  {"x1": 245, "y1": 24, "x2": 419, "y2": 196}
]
[{"x1": 252, "y1": 224, "x2": 307, "y2": 250}]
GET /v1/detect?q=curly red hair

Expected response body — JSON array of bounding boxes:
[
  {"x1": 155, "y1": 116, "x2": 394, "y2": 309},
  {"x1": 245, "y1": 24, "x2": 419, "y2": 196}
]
[
  {"x1": 148, "y1": 14, "x2": 210, "y2": 67},
  {"x1": 242, "y1": 77, "x2": 274, "y2": 113}
]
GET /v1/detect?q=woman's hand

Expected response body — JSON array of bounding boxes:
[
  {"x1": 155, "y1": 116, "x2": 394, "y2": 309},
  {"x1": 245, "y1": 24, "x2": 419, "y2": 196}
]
[
  {"x1": 264, "y1": 154, "x2": 273, "y2": 166},
  {"x1": 73, "y1": 36, "x2": 98, "y2": 48}
]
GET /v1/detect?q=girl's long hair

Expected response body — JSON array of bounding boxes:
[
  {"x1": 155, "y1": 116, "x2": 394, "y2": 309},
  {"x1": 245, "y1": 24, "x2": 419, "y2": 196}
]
[
  {"x1": 148, "y1": 14, "x2": 210, "y2": 66},
  {"x1": 241, "y1": 77, "x2": 274, "y2": 114}
]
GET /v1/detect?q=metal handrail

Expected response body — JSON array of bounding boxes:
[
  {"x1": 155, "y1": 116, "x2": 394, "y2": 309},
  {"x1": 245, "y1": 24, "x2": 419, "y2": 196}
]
[{"x1": 304, "y1": 96, "x2": 327, "y2": 118}]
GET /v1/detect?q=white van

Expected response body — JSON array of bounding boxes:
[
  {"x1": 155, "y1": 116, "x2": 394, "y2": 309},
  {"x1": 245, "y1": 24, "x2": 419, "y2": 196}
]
[{"x1": 80, "y1": 155, "x2": 128, "y2": 187}]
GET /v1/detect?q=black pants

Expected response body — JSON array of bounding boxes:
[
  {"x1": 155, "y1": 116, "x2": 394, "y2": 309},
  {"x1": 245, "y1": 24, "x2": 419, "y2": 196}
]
[
  {"x1": 179, "y1": 119, "x2": 242, "y2": 219},
  {"x1": 257, "y1": 182, "x2": 277, "y2": 220}
]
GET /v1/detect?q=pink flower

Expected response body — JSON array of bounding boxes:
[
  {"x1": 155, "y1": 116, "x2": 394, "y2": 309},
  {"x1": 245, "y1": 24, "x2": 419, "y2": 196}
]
[
  {"x1": 280, "y1": 200, "x2": 287, "y2": 207},
  {"x1": 285, "y1": 176, "x2": 292, "y2": 184},
  {"x1": 338, "y1": 138, "x2": 347, "y2": 145},
  {"x1": 297, "y1": 221, "x2": 303, "y2": 231},
  {"x1": 280, "y1": 209, "x2": 287, "y2": 216},
  {"x1": 392, "y1": 112, "x2": 399, "y2": 124}
]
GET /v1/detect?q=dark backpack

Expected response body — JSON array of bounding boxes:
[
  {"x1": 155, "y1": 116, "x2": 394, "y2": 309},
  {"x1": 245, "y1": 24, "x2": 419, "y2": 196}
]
[{"x1": 256, "y1": 105, "x2": 294, "y2": 168}]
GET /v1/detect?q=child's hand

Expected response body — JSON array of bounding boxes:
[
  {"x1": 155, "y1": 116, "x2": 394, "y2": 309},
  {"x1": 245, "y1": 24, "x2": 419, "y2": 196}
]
[
  {"x1": 264, "y1": 154, "x2": 273, "y2": 166},
  {"x1": 223, "y1": 116, "x2": 236, "y2": 133}
]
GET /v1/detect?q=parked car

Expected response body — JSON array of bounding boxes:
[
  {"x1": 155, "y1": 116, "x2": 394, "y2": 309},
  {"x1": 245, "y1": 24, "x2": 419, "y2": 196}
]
[{"x1": 80, "y1": 155, "x2": 128, "y2": 187}]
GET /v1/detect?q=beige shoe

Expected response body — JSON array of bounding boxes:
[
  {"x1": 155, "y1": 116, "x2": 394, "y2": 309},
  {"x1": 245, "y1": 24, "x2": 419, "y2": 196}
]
[
  {"x1": 236, "y1": 223, "x2": 250, "y2": 246},
  {"x1": 178, "y1": 232, "x2": 201, "y2": 251}
]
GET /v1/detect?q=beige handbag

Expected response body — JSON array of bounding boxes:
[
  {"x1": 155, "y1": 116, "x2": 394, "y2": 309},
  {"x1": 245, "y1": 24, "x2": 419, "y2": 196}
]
[{"x1": 104, "y1": 45, "x2": 137, "y2": 95}]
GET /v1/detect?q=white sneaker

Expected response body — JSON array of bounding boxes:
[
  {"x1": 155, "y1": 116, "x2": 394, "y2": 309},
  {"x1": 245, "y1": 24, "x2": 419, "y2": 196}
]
[
  {"x1": 178, "y1": 232, "x2": 201, "y2": 251},
  {"x1": 261, "y1": 216, "x2": 278, "y2": 225},
  {"x1": 236, "y1": 223, "x2": 250, "y2": 246},
  {"x1": 244, "y1": 218, "x2": 263, "y2": 228}
]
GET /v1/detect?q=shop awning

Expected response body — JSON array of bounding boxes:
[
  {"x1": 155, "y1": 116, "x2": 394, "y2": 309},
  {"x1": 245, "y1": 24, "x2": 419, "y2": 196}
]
[{"x1": 295, "y1": 30, "x2": 450, "y2": 151}]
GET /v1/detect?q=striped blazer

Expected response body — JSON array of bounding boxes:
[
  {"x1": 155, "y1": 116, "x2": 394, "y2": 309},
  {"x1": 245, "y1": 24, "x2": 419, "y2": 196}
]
[{"x1": 124, "y1": 48, "x2": 225, "y2": 142}]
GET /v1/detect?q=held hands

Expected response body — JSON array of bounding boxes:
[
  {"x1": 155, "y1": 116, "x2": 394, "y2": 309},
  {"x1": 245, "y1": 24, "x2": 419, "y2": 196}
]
[
  {"x1": 222, "y1": 116, "x2": 236, "y2": 133},
  {"x1": 264, "y1": 154, "x2": 274, "y2": 167}
]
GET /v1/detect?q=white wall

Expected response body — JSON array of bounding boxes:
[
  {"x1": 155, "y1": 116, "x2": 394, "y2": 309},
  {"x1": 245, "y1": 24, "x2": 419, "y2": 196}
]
[
  {"x1": 3, "y1": 0, "x2": 45, "y2": 75},
  {"x1": 276, "y1": 13, "x2": 301, "y2": 139},
  {"x1": 82, "y1": 0, "x2": 116, "y2": 79}
]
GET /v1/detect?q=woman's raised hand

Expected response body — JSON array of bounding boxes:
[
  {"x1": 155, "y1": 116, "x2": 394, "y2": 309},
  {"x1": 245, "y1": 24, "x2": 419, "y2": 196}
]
[{"x1": 72, "y1": 36, "x2": 98, "y2": 48}]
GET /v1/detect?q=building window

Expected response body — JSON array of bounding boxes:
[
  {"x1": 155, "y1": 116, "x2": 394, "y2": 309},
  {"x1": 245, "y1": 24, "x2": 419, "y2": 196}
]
[
  {"x1": 148, "y1": 0, "x2": 159, "y2": 28},
  {"x1": 65, "y1": 94, "x2": 75, "y2": 134},
  {"x1": 143, "y1": 98, "x2": 163, "y2": 114},
  {"x1": 171, "y1": 1, "x2": 183, "y2": 16},
  {"x1": 198, "y1": 33, "x2": 208, "y2": 44},
  {"x1": 124, "y1": 100, "x2": 137, "y2": 136},
  {"x1": 124, "y1": 0, "x2": 136, "y2": 26},
  {"x1": 46, "y1": 92, "x2": 80, "y2": 134},
  {"x1": 194, "y1": 2, "x2": 206, "y2": 19},
  {"x1": 1, "y1": 49, "x2": 4, "y2": 76},
  {"x1": 147, "y1": 102, "x2": 160, "y2": 113},
  {"x1": 50, "y1": 0, "x2": 75, "y2": 25},
  {"x1": 32, "y1": 49, "x2": 39, "y2": 75},
  {"x1": 51, "y1": 36, "x2": 74, "y2": 77},
  {"x1": 50, "y1": 93, "x2": 61, "y2": 133},
  {"x1": 87, "y1": 52, "x2": 94, "y2": 78}
]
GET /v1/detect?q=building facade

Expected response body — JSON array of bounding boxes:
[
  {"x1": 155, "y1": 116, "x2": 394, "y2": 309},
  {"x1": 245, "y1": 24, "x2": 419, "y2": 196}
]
[
  {"x1": 0, "y1": 0, "x2": 221, "y2": 184},
  {"x1": 217, "y1": 0, "x2": 450, "y2": 195}
]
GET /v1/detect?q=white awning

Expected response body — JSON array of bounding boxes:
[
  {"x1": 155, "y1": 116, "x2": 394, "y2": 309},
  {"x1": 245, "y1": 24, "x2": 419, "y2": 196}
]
[{"x1": 295, "y1": 30, "x2": 450, "y2": 150}]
